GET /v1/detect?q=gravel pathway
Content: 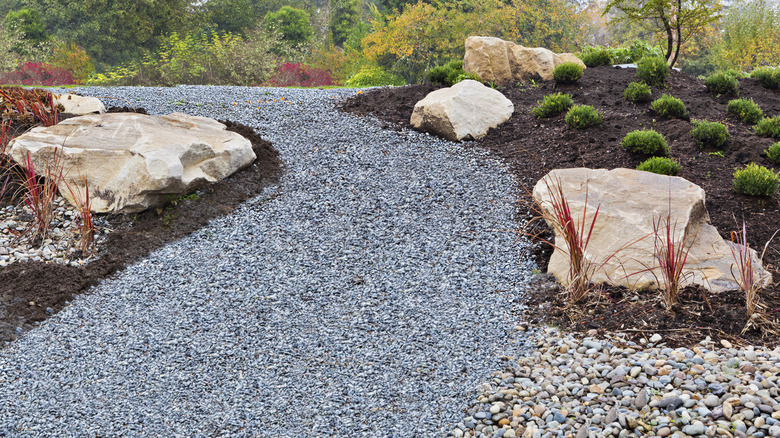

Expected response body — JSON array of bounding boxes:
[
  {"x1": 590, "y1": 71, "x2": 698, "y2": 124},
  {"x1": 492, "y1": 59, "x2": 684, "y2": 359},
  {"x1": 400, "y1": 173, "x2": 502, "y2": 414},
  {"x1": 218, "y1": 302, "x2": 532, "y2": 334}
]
[{"x1": 0, "y1": 86, "x2": 534, "y2": 437}]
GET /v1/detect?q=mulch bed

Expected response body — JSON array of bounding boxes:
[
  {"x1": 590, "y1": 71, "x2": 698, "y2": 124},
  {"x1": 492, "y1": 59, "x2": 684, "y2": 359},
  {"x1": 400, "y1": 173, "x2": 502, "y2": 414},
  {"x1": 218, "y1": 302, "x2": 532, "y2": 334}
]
[
  {"x1": 0, "y1": 108, "x2": 282, "y2": 345},
  {"x1": 341, "y1": 66, "x2": 780, "y2": 348}
]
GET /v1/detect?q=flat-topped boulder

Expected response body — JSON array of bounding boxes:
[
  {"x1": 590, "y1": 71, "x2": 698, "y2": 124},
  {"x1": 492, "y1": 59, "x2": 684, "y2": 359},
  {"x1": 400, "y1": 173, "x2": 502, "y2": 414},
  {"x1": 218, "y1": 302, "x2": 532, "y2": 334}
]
[
  {"x1": 9, "y1": 112, "x2": 256, "y2": 214},
  {"x1": 410, "y1": 79, "x2": 514, "y2": 141},
  {"x1": 532, "y1": 168, "x2": 771, "y2": 292},
  {"x1": 463, "y1": 36, "x2": 585, "y2": 85},
  {"x1": 54, "y1": 93, "x2": 106, "y2": 115}
]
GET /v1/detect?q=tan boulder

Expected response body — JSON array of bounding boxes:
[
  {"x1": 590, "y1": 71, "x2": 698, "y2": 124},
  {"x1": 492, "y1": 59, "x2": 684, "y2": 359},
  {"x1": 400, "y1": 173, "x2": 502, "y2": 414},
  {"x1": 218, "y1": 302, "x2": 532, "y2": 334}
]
[
  {"x1": 463, "y1": 36, "x2": 585, "y2": 85},
  {"x1": 9, "y1": 112, "x2": 256, "y2": 214},
  {"x1": 410, "y1": 79, "x2": 514, "y2": 141},
  {"x1": 55, "y1": 93, "x2": 106, "y2": 115},
  {"x1": 532, "y1": 168, "x2": 771, "y2": 292}
]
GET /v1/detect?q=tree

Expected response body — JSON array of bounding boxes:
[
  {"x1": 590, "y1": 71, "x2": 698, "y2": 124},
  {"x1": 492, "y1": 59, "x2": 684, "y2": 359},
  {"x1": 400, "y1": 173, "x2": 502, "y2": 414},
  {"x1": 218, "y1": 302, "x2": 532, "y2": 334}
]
[
  {"x1": 198, "y1": 0, "x2": 259, "y2": 35},
  {"x1": 714, "y1": 0, "x2": 780, "y2": 70},
  {"x1": 5, "y1": 8, "x2": 49, "y2": 49},
  {"x1": 329, "y1": 0, "x2": 362, "y2": 46},
  {"x1": 264, "y1": 6, "x2": 314, "y2": 47},
  {"x1": 603, "y1": 0, "x2": 722, "y2": 68},
  {"x1": 3, "y1": 0, "x2": 193, "y2": 67}
]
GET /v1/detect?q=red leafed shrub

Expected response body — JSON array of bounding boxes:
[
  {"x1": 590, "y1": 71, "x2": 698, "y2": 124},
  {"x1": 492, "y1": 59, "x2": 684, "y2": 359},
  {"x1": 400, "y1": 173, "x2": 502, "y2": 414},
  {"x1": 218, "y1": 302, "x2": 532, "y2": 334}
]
[
  {"x1": 265, "y1": 63, "x2": 334, "y2": 87},
  {"x1": 0, "y1": 62, "x2": 75, "y2": 86}
]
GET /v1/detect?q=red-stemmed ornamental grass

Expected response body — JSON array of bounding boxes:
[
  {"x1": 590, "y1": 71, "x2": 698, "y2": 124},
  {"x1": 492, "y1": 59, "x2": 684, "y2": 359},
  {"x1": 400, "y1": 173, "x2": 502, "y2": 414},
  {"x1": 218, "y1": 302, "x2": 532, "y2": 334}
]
[
  {"x1": 533, "y1": 175, "x2": 604, "y2": 304},
  {"x1": 64, "y1": 175, "x2": 96, "y2": 255},
  {"x1": 0, "y1": 118, "x2": 11, "y2": 158},
  {"x1": 28, "y1": 91, "x2": 60, "y2": 127},
  {"x1": 651, "y1": 210, "x2": 693, "y2": 311},
  {"x1": 0, "y1": 87, "x2": 60, "y2": 126},
  {"x1": 729, "y1": 221, "x2": 777, "y2": 319},
  {"x1": 18, "y1": 149, "x2": 64, "y2": 242}
]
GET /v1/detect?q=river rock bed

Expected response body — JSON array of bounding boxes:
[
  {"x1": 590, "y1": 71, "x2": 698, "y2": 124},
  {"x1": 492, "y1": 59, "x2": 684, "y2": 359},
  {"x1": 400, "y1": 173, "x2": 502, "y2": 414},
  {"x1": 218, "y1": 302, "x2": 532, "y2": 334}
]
[
  {"x1": 0, "y1": 196, "x2": 106, "y2": 267},
  {"x1": 455, "y1": 328, "x2": 780, "y2": 438}
]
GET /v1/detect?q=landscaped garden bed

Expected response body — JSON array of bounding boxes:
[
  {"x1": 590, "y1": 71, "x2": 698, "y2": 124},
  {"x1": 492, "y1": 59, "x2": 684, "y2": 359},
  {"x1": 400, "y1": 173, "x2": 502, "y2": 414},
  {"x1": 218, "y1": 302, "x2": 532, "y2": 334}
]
[{"x1": 342, "y1": 65, "x2": 780, "y2": 348}]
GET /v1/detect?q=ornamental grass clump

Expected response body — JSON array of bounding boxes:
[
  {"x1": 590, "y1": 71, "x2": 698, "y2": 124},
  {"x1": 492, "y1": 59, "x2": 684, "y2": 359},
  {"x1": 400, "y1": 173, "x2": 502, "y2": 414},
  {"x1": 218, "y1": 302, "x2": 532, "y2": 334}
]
[
  {"x1": 565, "y1": 105, "x2": 603, "y2": 129},
  {"x1": 64, "y1": 175, "x2": 97, "y2": 255},
  {"x1": 729, "y1": 221, "x2": 772, "y2": 320},
  {"x1": 690, "y1": 120, "x2": 730, "y2": 149},
  {"x1": 18, "y1": 150, "x2": 64, "y2": 242},
  {"x1": 621, "y1": 129, "x2": 669, "y2": 156},
  {"x1": 727, "y1": 98, "x2": 763, "y2": 124},
  {"x1": 652, "y1": 210, "x2": 693, "y2": 311},
  {"x1": 623, "y1": 82, "x2": 652, "y2": 103},
  {"x1": 636, "y1": 156, "x2": 680, "y2": 175},
  {"x1": 650, "y1": 95, "x2": 688, "y2": 119},
  {"x1": 755, "y1": 115, "x2": 780, "y2": 139},
  {"x1": 531, "y1": 92, "x2": 573, "y2": 119},
  {"x1": 751, "y1": 67, "x2": 780, "y2": 89},
  {"x1": 636, "y1": 56, "x2": 669, "y2": 87},
  {"x1": 733, "y1": 163, "x2": 779, "y2": 197},
  {"x1": 765, "y1": 142, "x2": 780, "y2": 164},
  {"x1": 552, "y1": 62, "x2": 584, "y2": 84},
  {"x1": 705, "y1": 71, "x2": 739, "y2": 95}
]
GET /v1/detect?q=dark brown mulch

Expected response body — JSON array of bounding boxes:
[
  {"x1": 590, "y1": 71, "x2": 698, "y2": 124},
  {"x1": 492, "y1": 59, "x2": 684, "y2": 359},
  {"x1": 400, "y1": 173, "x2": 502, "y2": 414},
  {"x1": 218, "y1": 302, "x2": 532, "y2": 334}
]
[
  {"x1": 341, "y1": 66, "x2": 780, "y2": 348},
  {"x1": 0, "y1": 110, "x2": 282, "y2": 345}
]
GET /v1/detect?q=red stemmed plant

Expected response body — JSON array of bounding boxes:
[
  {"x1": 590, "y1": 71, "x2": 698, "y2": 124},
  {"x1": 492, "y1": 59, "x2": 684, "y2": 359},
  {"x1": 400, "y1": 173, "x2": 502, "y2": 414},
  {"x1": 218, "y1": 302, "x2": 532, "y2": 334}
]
[
  {"x1": 18, "y1": 149, "x2": 64, "y2": 242},
  {"x1": 651, "y1": 209, "x2": 693, "y2": 311},
  {"x1": 64, "y1": 175, "x2": 97, "y2": 255}
]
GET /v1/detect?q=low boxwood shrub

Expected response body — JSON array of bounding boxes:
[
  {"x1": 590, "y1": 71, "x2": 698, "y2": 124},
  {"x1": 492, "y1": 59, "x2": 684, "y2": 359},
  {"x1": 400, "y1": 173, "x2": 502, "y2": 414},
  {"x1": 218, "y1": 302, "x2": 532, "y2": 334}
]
[
  {"x1": 755, "y1": 115, "x2": 780, "y2": 138},
  {"x1": 621, "y1": 129, "x2": 669, "y2": 156},
  {"x1": 579, "y1": 47, "x2": 612, "y2": 67},
  {"x1": 765, "y1": 142, "x2": 780, "y2": 164},
  {"x1": 733, "y1": 163, "x2": 779, "y2": 196},
  {"x1": 426, "y1": 60, "x2": 479, "y2": 86},
  {"x1": 727, "y1": 98, "x2": 763, "y2": 124},
  {"x1": 346, "y1": 65, "x2": 406, "y2": 87},
  {"x1": 553, "y1": 62, "x2": 584, "y2": 84},
  {"x1": 705, "y1": 71, "x2": 739, "y2": 95},
  {"x1": 531, "y1": 92, "x2": 574, "y2": 119},
  {"x1": 650, "y1": 94, "x2": 688, "y2": 119},
  {"x1": 690, "y1": 120, "x2": 730, "y2": 149},
  {"x1": 565, "y1": 104, "x2": 603, "y2": 129},
  {"x1": 637, "y1": 156, "x2": 680, "y2": 175},
  {"x1": 751, "y1": 67, "x2": 780, "y2": 89},
  {"x1": 636, "y1": 56, "x2": 669, "y2": 87},
  {"x1": 624, "y1": 82, "x2": 652, "y2": 103}
]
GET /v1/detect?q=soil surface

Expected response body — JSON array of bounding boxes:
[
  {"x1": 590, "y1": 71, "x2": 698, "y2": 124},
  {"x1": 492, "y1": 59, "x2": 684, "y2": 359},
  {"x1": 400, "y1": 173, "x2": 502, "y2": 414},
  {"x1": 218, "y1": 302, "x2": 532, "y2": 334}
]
[
  {"x1": 0, "y1": 109, "x2": 282, "y2": 345},
  {"x1": 341, "y1": 66, "x2": 780, "y2": 348}
]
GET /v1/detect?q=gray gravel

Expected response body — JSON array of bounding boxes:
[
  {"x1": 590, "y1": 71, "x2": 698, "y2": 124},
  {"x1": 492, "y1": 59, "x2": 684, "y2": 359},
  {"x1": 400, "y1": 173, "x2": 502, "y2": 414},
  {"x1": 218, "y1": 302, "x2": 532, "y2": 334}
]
[{"x1": 0, "y1": 86, "x2": 534, "y2": 437}]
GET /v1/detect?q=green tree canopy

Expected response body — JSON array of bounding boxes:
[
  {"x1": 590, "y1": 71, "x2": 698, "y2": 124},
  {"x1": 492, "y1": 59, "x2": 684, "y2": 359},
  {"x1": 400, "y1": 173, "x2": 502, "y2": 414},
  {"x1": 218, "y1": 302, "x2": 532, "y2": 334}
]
[
  {"x1": 2, "y1": 0, "x2": 192, "y2": 67},
  {"x1": 604, "y1": 0, "x2": 722, "y2": 67},
  {"x1": 197, "y1": 0, "x2": 259, "y2": 35},
  {"x1": 5, "y1": 8, "x2": 49, "y2": 48},
  {"x1": 329, "y1": 0, "x2": 363, "y2": 46},
  {"x1": 264, "y1": 5, "x2": 314, "y2": 46}
]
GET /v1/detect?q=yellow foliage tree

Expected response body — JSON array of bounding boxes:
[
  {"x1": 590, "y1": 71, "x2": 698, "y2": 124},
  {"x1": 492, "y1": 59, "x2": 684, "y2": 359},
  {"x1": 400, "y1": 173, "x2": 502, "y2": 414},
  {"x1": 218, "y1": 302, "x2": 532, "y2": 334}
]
[
  {"x1": 49, "y1": 42, "x2": 95, "y2": 84},
  {"x1": 714, "y1": 0, "x2": 780, "y2": 70}
]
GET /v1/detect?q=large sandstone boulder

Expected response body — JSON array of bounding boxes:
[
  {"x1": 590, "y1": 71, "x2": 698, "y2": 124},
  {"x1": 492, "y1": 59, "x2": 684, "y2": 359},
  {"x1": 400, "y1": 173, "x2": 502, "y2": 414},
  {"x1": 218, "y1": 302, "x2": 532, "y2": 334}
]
[
  {"x1": 54, "y1": 93, "x2": 106, "y2": 115},
  {"x1": 532, "y1": 168, "x2": 771, "y2": 293},
  {"x1": 410, "y1": 80, "x2": 514, "y2": 141},
  {"x1": 9, "y1": 112, "x2": 256, "y2": 214},
  {"x1": 463, "y1": 36, "x2": 586, "y2": 85}
]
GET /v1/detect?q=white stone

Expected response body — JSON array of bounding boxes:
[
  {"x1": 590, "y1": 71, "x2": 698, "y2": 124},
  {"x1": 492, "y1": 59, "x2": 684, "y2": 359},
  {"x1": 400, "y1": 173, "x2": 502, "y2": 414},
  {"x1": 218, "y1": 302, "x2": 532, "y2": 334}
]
[
  {"x1": 9, "y1": 112, "x2": 256, "y2": 213},
  {"x1": 55, "y1": 93, "x2": 106, "y2": 115},
  {"x1": 531, "y1": 168, "x2": 771, "y2": 293},
  {"x1": 410, "y1": 80, "x2": 513, "y2": 141},
  {"x1": 463, "y1": 36, "x2": 586, "y2": 85}
]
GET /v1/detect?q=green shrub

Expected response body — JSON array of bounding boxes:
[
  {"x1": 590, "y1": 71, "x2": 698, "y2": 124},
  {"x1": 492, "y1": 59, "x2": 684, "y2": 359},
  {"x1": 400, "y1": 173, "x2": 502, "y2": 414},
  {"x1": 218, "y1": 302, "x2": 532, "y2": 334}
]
[
  {"x1": 690, "y1": 120, "x2": 730, "y2": 149},
  {"x1": 427, "y1": 60, "x2": 477, "y2": 86},
  {"x1": 565, "y1": 104, "x2": 603, "y2": 129},
  {"x1": 705, "y1": 71, "x2": 739, "y2": 95},
  {"x1": 765, "y1": 142, "x2": 780, "y2": 164},
  {"x1": 636, "y1": 156, "x2": 680, "y2": 175},
  {"x1": 346, "y1": 65, "x2": 406, "y2": 87},
  {"x1": 650, "y1": 94, "x2": 688, "y2": 119},
  {"x1": 580, "y1": 47, "x2": 612, "y2": 67},
  {"x1": 621, "y1": 129, "x2": 669, "y2": 156},
  {"x1": 755, "y1": 115, "x2": 780, "y2": 138},
  {"x1": 531, "y1": 92, "x2": 574, "y2": 119},
  {"x1": 733, "y1": 163, "x2": 779, "y2": 196},
  {"x1": 636, "y1": 56, "x2": 670, "y2": 87},
  {"x1": 727, "y1": 98, "x2": 764, "y2": 124},
  {"x1": 623, "y1": 82, "x2": 652, "y2": 103},
  {"x1": 751, "y1": 67, "x2": 780, "y2": 89},
  {"x1": 553, "y1": 62, "x2": 584, "y2": 84}
]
